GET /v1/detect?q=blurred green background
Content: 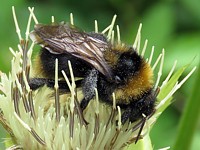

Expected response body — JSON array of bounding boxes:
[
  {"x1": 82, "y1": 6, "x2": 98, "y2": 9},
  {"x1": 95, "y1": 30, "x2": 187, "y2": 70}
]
[{"x1": 0, "y1": 0, "x2": 199, "y2": 150}]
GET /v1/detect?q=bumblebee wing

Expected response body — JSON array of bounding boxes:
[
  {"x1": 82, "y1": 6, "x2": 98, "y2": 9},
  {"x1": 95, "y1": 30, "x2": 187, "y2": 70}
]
[{"x1": 30, "y1": 23, "x2": 112, "y2": 79}]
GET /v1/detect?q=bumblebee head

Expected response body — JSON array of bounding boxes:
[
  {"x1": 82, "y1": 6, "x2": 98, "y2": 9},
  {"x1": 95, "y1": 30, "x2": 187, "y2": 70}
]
[{"x1": 114, "y1": 49, "x2": 142, "y2": 84}]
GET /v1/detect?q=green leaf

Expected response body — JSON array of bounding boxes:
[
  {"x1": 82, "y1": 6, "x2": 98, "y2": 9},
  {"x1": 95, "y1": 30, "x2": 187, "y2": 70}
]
[{"x1": 173, "y1": 67, "x2": 200, "y2": 150}]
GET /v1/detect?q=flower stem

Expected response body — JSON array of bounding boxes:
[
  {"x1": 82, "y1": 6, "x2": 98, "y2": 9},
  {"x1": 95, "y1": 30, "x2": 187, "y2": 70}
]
[{"x1": 173, "y1": 66, "x2": 200, "y2": 150}]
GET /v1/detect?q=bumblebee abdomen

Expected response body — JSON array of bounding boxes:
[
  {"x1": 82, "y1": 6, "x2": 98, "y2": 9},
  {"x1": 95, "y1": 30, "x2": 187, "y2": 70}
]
[{"x1": 34, "y1": 48, "x2": 92, "y2": 78}]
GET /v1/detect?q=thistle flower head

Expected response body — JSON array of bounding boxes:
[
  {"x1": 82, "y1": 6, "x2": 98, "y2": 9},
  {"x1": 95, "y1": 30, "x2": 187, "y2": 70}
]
[{"x1": 0, "y1": 7, "x2": 196, "y2": 150}]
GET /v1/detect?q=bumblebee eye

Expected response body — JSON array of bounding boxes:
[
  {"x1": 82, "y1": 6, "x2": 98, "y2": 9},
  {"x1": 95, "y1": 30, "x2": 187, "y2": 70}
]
[{"x1": 114, "y1": 76, "x2": 122, "y2": 83}]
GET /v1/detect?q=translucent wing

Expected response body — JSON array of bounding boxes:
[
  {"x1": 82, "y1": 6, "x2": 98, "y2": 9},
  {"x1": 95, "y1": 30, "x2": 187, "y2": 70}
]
[{"x1": 30, "y1": 23, "x2": 112, "y2": 79}]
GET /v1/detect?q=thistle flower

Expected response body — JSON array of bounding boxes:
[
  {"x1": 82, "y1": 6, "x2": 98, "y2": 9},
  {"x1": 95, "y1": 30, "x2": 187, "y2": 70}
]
[{"x1": 0, "y1": 7, "x2": 196, "y2": 150}]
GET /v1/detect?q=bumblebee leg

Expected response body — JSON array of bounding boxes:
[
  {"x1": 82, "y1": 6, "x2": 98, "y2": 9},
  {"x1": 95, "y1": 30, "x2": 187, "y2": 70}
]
[
  {"x1": 29, "y1": 78, "x2": 66, "y2": 90},
  {"x1": 29, "y1": 78, "x2": 47, "y2": 90},
  {"x1": 29, "y1": 78, "x2": 80, "y2": 90},
  {"x1": 121, "y1": 107, "x2": 132, "y2": 124},
  {"x1": 80, "y1": 69, "x2": 99, "y2": 110}
]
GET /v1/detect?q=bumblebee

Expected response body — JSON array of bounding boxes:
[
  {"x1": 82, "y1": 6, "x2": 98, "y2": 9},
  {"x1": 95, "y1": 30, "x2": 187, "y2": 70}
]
[{"x1": 29, "y1": 22, "x2": 158, "y2": 125}]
